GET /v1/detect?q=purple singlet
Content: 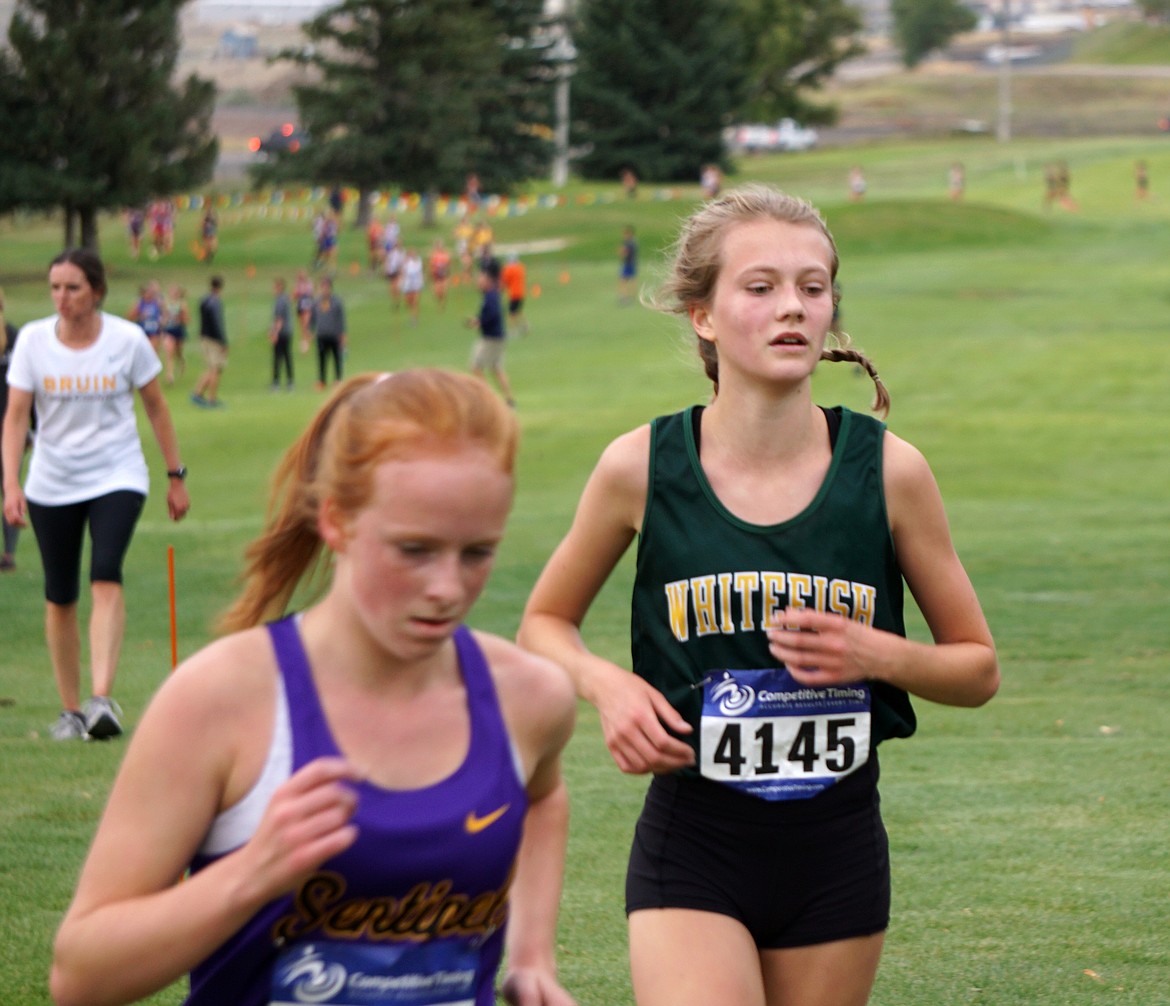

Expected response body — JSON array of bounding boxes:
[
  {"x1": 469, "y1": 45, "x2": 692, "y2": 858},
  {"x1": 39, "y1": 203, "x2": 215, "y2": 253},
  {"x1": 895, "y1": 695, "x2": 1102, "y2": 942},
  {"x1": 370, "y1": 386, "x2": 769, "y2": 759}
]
[{"x1": 185, "y1": 617, "x2": 528, "y2": 1006}]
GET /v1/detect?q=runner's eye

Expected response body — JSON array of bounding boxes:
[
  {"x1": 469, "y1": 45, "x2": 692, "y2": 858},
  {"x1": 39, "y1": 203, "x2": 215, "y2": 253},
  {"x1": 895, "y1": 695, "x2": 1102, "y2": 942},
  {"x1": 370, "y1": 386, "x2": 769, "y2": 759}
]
[
  {"x1": 397, "y1": 542, "x2": 432, "y2": 558},
  {"x1": 462, "y1": 545, "x2": 497, "y2": 564}
]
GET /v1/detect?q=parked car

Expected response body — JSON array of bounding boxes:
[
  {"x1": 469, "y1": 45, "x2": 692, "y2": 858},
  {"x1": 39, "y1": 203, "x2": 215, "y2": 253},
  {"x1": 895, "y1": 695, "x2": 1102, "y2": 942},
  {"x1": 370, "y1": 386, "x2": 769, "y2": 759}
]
[{"x1": 724, "y1": 118, "x2": 818, "y2": 154}]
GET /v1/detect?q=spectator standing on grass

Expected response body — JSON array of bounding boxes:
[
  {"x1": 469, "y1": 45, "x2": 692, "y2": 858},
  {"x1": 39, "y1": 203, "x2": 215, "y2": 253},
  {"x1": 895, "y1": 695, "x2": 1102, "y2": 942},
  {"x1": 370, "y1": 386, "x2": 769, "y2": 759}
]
[
  {"x1": 455, "y1": 213, "x2": 476, "y2": 285},
  {"x1": 849, "y1": 165, "x2": 867, "y2": 202},
  {"x1": 948, "y1": 161, "x2": 965, "y2": 202},
  {"x1": 1056, "y1": 162, "x2": 1069, "y2": 201},
  {"x1": 618, "y1": 225, "x2": 638, "y2": 304},
  {"x1": 148, "y1": 199, "x2": 174, "y2": 259},
  {"x1": 366, "y1": 214, "x2": 385, "y2": 273},
  {"x1": 399, "y1": 248, "x2": 425, "y2": 326},
  {"x1": 2, "y1": 249, "x2": 190, "y2": 742},
  {"x1": 473, "y1": 219, "x2": 495, "y2": 268},
  {"x1": 468, "y1": 259, "x2": 515, "y2": 407},
  {"x1": 478, "y1": 242, "x2": 500, "y2": 284},
  {"x1": 466, "y1": 170, "x2": 482, "y2": 209},
  {"x1": 310, "y1": 276, "x2": 347, "y2": 389},
  {"x1": 310, "y1": 210, "x2": 326, "y2": 268},
  {"x1": 456, "y1": 211, "x2": 475, "y2": 283},
  {"x1": 50, "y1": 368, "x2": 577, "y2": 1006},
  {"x1": 1055, "y1": 160, "x2": 1078, "y2": 211},
  {"x1": 200, "y1": 206, "x2": 219, "y2": 264},
  {"x1": 269, "y1": 278, "x2": 294, "y2": 391},
  {"x1": 1044, "y1": 161, "x2": 1078, "y2": 211},
  {"x1": 293, "y1": 269, "x2": 314, "y2": 351},
  {"x1": 128, "y1": 281, "x2": 164, "y2": 354},
  {"x1": 384, "y1": 242, "x2": 405, "y2": 312},
  {"x1": 126, "y1": 208, "x2": 145, "y2": 260},
  {"x1": 1134, "y1": 159, "x2": 1149, "y2": 201},
  {"x1": 382, "y1": 212, "x2": 401, "y2": 260},
  {"x1": 518, "y1": 184, "x2": 998, "y2": 1006},
  {"x1": 429, "y1": 237, "x2": 453, "y2": 312},
  {"x1": 192, "y1": 276, "x2": 228, "y2": 408},
  {"x1": 313, "y1": 211, "x2": 339, "y2": 272},
  {"x1": 700, "y1": 164, "x2": 722, "y2": 199},
  {"x1": 622, "y1": 166, "x2": 639, "y2": 199},
  {"x1": 161, "y1": 284, "x2": 189, "y2": 386}
]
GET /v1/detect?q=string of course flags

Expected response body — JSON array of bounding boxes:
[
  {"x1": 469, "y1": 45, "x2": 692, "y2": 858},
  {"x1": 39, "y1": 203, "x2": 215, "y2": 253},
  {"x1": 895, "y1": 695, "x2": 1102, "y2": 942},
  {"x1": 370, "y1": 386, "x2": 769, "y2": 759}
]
[{"x1": 172, "y1": 185, "x2": 689, "y2": 223}]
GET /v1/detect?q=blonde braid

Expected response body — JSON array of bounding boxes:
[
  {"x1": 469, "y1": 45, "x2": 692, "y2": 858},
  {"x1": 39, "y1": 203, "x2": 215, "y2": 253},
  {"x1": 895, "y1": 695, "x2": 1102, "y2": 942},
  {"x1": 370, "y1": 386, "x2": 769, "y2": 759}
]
[{"x1": 820, "y1": 339, "x2": 890, "y2": 418}]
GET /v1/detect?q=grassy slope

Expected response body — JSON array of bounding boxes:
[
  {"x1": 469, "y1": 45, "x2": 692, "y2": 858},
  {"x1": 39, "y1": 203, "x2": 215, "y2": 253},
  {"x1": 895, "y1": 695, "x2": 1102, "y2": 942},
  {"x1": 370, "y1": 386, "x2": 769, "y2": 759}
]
[{"x1": 1067, "y1": 19, "x2": 1170, "y2": 64}]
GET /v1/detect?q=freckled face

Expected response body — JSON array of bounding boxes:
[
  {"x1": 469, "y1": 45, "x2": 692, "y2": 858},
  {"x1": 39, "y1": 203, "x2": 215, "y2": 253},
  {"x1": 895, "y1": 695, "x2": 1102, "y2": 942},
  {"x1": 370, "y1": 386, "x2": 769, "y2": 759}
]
[
  {"x1": 49, "y1": 262, "x2": 102, "y2": 322},
  {"x1": 690, "y1": 218, "x2": 836, "y2": 387},
  {"x1": 326, "y1": 446, "x2": 513, "y2": 662}
]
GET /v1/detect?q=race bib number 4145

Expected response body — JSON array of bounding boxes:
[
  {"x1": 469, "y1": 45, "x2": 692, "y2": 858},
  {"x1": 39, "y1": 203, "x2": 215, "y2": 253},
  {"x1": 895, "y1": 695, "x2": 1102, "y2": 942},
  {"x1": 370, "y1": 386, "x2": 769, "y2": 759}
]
[{"x1": 699, "y1": 668, "x2": 871, "y2": 801}]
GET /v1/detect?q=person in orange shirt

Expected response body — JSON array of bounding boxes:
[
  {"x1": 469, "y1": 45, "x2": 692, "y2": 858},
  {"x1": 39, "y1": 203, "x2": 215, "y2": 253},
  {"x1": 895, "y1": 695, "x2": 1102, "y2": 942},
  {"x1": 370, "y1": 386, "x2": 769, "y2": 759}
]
[
  {"x1": 366, "y1": 216, "x2": 385, "y2": 273},
  {"x1": 500, "y1": 253, "x2": 529, "y2": 337}
]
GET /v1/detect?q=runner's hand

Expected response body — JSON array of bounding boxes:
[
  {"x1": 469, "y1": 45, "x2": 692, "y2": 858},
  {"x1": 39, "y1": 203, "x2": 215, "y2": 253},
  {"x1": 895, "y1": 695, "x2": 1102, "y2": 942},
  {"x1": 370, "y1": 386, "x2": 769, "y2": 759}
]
[
  {"x1": 236, "y1": 757, "x2": 361, "y2": 902},
  {"x1": 501, "y1": 968, "x2": 576, "y2": 1006},
  {"x1": 766, "y1": 607, "x2": 868, "y2": 686},
  {"x1": 591, "y1": 664, "x2": 694, "y2": 775}
]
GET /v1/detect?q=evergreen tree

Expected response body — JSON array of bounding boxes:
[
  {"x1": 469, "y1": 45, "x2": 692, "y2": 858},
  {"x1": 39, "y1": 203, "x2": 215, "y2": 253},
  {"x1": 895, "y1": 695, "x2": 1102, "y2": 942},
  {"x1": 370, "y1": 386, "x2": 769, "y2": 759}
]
[
  {"x1": 0, "y1": 47, "x2": 45, "y2": 211},
  {"x1": 471, "y1": 0, "x2": 558, "y2": 191},
  {"x1": 734, "y1": 0, "x2": 864, "y2": 125},
  {"x1": 571, "y1": 0, "x2": 747, "y2": 183},
  {"x1": 264, "y1": 0, "x2": 552, "y2": 213},
  {"x1": 0, "y1": 0, "x2": 216, "y2": 251},
  {"x1": 891, "y1": 0, "x2": 977, "y2": 69}
]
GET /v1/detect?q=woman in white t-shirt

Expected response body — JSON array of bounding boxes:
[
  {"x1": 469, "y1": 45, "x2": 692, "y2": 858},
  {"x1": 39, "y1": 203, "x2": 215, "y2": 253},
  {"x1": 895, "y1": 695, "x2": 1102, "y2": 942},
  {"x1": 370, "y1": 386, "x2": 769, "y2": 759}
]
[{"x1": 1, "y1": 249, "x2": 191, "y2": 742}]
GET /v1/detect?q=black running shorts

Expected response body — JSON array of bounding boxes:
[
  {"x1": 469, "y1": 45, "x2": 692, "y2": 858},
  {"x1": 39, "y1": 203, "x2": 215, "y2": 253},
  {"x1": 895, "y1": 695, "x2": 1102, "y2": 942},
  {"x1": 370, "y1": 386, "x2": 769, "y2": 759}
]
[{"x1": 625, "y1": 755, "x2": 890, "y2": 949}]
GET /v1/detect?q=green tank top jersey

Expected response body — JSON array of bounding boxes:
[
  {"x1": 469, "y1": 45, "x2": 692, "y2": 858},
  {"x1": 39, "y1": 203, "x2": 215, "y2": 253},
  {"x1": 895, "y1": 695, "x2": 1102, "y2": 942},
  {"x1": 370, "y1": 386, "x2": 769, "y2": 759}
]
[{"x1": 632, "y1": 405, "x2": 917, "y2": 777}]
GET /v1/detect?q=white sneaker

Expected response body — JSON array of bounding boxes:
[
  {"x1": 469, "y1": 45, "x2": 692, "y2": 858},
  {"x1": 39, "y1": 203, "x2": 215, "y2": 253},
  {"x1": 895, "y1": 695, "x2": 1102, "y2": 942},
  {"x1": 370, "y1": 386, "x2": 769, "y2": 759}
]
[
  {"x1": 82, "y1": 696, "x2": 124, "y2": 740},
  {"x1": 50, "y1": 710, "x2": 89, "y2": 741}
]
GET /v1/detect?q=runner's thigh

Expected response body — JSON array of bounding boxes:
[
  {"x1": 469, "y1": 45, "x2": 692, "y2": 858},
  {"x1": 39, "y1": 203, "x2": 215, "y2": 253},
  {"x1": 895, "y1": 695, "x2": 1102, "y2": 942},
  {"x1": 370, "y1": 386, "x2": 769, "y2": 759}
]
[
  {"x1": 629, "y1": 907, "x2": 765, "y2": 1006},
  {"x1": 761, "y1": 932, "x2": 885, "y2": 1006}
]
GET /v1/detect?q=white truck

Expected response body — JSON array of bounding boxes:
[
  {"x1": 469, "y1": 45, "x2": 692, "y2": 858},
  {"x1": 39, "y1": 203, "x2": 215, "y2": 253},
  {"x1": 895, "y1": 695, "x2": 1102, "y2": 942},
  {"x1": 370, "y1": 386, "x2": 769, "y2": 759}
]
[{"x1": 725, "y1": 118, "x2": 819, "y2": 154}]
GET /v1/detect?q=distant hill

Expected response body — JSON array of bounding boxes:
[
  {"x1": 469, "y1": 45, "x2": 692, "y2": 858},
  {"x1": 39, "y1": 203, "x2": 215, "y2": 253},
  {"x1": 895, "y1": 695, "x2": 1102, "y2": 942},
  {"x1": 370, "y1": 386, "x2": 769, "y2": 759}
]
[{"x1": 1066, "y1": 20, "x2": 1170, "y2": 64}]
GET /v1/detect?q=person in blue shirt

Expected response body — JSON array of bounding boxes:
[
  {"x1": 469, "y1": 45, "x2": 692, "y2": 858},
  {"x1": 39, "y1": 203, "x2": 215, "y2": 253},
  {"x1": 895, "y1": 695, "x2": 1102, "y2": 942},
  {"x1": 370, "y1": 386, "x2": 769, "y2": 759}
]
[{"x1": 468, "y1": 260, "x2": 515, "y2": 407}]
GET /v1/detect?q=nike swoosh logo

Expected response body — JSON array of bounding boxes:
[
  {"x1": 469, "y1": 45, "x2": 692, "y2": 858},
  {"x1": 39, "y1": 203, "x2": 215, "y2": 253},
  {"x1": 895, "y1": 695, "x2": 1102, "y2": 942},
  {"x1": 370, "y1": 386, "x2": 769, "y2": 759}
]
[{"x1": 465, "y1": 804, "x2": 511, "y2": 834}]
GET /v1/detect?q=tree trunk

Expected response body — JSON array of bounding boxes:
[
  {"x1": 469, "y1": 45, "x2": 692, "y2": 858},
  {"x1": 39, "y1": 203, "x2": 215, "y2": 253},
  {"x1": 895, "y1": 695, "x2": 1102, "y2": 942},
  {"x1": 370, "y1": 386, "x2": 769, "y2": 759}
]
[
  {"x1": 354, "y1": 187, "x2": 372, "y2": 229},
  {"x1": 79, "y1": 205, "x2": 100, "y2": 253}
]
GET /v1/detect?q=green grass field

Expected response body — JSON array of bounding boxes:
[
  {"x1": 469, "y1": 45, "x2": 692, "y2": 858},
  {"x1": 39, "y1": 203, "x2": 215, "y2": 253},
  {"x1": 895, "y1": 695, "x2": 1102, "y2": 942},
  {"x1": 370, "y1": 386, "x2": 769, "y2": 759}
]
[{"x1": 2, "y1": 133, "x2": 1169, "y2": 1004}]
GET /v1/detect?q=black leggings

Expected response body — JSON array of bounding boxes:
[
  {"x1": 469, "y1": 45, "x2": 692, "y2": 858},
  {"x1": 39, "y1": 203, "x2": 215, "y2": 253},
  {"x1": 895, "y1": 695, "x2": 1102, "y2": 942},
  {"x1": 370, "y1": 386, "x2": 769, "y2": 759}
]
[
  {"x1": 27, "y1": 491, "x2": 145, "y2": 604},
  {"x1": 316, "y1": 336, "x2": 343, "y2": 384},
  {"x1": 272, "y1": 337, "x2": 294, "y2": 385}
]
